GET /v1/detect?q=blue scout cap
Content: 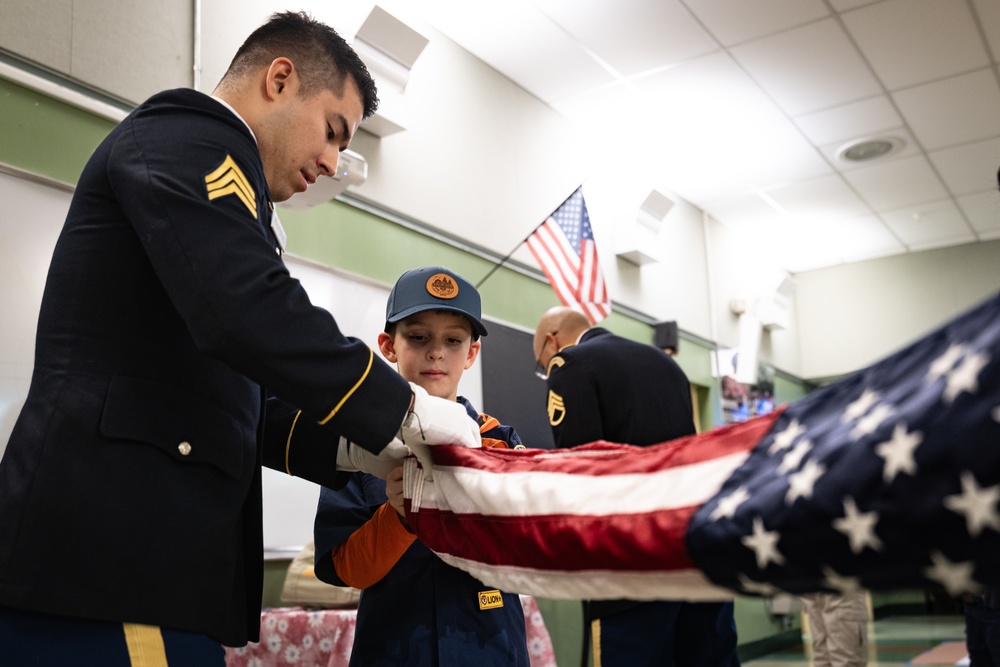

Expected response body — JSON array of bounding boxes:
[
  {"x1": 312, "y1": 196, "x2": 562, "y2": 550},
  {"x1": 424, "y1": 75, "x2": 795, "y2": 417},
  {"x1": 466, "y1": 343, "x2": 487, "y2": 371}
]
[{"x1": 385, "y1": 266, "x2": 488, "y2": 337}]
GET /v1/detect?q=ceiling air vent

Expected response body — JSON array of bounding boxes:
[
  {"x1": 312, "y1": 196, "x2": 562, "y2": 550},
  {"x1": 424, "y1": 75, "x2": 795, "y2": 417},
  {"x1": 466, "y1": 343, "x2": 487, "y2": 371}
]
[{"x1": 837, "y1": 137, "x2": 903, "y2": 163}]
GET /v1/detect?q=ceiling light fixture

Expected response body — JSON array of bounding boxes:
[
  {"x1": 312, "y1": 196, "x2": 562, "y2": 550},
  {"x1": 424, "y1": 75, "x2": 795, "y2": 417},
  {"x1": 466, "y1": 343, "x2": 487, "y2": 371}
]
[{"x1": 837, "y1": 136, "x2": 904, "y2": 163}]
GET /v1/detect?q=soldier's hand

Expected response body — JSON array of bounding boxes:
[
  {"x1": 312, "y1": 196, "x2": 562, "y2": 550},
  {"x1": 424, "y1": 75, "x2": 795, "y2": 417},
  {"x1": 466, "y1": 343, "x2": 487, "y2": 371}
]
[
  {"x1": 399, "y1": 383, "x2": 481, "y2": 481},
  {"x1": 335, "y1": 437, "x2": 411, "y2": 480}
]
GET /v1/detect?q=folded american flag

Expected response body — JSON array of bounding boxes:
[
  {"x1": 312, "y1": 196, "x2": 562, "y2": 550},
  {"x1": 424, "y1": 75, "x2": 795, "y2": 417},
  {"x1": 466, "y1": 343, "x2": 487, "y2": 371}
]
[{"x1": 403, "y1": 290, "x2": 1000, "y2": 600}]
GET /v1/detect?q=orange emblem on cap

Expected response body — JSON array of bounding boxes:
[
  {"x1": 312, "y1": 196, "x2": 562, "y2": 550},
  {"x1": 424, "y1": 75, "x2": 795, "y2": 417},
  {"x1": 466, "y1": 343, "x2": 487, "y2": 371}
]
[{"x1": 426, "y1": 274, "x2": 458, "y2": 299}]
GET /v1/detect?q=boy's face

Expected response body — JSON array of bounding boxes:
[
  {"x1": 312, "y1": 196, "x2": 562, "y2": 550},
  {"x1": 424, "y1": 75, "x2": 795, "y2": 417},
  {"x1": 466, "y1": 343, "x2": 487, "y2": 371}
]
[{"x1": 378, "y1": 311, "x2": 480, "y2": 402}]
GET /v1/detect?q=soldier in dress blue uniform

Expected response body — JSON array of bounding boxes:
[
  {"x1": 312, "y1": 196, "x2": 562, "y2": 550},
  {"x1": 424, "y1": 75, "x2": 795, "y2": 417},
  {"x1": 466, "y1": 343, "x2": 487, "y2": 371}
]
[
  {"x1": 533, "y1": 306, "x2": 740, "y2": 667},
  {"x1": 0, "y1": 12, "x2": 478, "y2": 666}
]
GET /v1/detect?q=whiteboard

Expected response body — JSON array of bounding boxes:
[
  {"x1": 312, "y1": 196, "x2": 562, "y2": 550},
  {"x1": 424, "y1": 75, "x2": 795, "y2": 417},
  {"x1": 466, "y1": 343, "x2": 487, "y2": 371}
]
[{"x1": 0, "y1": 170, "x2": 483, "y2": 555}]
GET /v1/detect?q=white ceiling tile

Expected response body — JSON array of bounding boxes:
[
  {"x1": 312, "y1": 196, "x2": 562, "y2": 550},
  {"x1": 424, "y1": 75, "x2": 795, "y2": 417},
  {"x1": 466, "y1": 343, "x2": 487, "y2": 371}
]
[
  {"x1": 763, "y1": 174, "x2": 872, "y2": 222},
  {"x1": 843, "y1": 155, "x2": 948, "y2": 210},
  {"x1": 409, "y1": 0, "x2": 615, "y2": 103},
  {"x1": 703, "y1": 192, "x2": 783, "y2": 231},
  {"x1": 772, "y1": 237, "x2": 846, "y2": 273},
  {"x1": 893, "y1": 69, "x2": 1000, "y2": 151},
  {"x1": 624, "y1": 53, "x2": 831, "y2": 203},
  {"x1": 880, "y1": 199, "x2": 976, "y2": 249},
  {"x1": 730, "y1": 18, "x2": 882, "y2": 117},
  {"x1": 772, "y1": 214, "x2": 902, "y2": 272},
  {"x1": 391, "y1": 0, "x2": 995, "y2": 269},
  {"x1": 819, "y1": 214, "x2": 906, "y2": 262},
  {"x1": 551, "y1": 80, "x2": 640, "y2": 128},
  {"x1": 720, "y1": 215, "x2": 841, "y2": 273},
  {"x1": 841, "y1": 0, "x2": 991, "y2": 90},
  {"x1": 793, "y1": 95, "x2": 902, "y2": 147},
  {"x1": 818, "y1": 128, "x2": 920, "y2": 173},
  {"x1": 956, "y1": 190, "x2": 1000, "y2": 236},
  {"x1": 972, "y1": 0, "x2": 1000, "y2": 62},
  {"x1": 738, "y1": 129, "x2": 835, "y2": 192},
  {"x1": 683, "y1": 0, "x2": 830, "y2": 47},
  {"x1": 536, "y1": 0, "x2": 717, "y2": 77},
  {"x1": 929, "y1": 138, "x2": 1000, "y2": 196}
]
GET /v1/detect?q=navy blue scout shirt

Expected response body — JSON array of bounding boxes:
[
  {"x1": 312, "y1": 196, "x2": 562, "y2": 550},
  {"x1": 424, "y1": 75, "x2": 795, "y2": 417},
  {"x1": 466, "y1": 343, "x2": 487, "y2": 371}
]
[
  {"x1": 314, "y1": 397, "x2": 530, "y2": 666},
  {"x1": 0, "y1": 89, "x2": 411, "y2": 646}
]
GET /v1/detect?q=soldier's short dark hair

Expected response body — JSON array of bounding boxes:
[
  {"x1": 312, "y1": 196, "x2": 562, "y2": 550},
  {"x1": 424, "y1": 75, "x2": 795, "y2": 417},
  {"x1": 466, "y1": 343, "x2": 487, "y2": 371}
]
[{"x1": 221, "y1": 11, "x2": 378, "y2": 119}]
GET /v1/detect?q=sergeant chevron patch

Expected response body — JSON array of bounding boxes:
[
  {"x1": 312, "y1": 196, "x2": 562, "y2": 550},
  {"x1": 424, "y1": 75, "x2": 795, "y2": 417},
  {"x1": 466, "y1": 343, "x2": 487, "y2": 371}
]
[
  {"x1": 205, "y1": 155, "x2": 256, "y2": 218},
  {"x1": 547, "y1": 390, "x2": 565, "y2": 426}
]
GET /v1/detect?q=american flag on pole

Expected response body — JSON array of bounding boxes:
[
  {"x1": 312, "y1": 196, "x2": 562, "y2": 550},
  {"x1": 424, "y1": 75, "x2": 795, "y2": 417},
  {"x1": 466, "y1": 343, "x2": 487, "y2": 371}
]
[
  {"x1": 526, "y1": 187, "x2": 610, "y2": 325},
  {"x1": 403, "y1": 289, "x2": 1000, "y2": 601}
]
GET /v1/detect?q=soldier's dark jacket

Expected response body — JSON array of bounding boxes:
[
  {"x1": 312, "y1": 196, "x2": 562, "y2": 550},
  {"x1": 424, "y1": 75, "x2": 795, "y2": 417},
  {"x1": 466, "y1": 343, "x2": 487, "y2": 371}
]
[
  {"x1": 0, "y1": 89, "x2": 411, "y2": 646},
  {"x1": 545, "y1": 327, "x2": 694, "y2": 449}
]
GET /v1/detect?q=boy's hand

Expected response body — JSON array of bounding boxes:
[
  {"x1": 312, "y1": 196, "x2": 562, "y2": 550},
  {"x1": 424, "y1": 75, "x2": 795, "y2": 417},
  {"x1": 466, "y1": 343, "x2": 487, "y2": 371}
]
[
  {"x1": 335, "y1": 437, "x2": 412, "y2": 479},
  {"x1": 385, "y1": 466, "x2": 408, "y2": 523}
]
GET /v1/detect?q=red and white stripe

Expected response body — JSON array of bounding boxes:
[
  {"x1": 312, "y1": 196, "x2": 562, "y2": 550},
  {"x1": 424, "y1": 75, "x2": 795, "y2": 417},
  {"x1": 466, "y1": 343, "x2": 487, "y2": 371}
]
[
  {"x1": 527, "y1": 219, "x2": 610, "y2": 325},
  {"x1": 577, "y1": 238, "x2": 609, "y2": 324},
  {"x1": 403, "y1": 410, "x2": 783, "y2": 601},
  {"x1": 527, "y1": 218, "x2": 581, "y2": 312}
]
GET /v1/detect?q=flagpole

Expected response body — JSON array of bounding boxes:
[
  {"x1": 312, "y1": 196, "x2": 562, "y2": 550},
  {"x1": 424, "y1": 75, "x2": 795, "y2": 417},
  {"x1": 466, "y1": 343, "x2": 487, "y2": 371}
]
[
  {"x1": 475, "y1": 222, "x2": 543, "y2": 289},
  {"x1": 476, "y1": 188, "x2": 583, "y2": 289}
]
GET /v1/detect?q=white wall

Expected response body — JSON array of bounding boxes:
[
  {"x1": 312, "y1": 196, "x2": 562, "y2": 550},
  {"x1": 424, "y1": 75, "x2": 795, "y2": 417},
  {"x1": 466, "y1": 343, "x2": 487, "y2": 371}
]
[{"x1": 794, "y1": 239, "x2": 1000, "y2": 380}]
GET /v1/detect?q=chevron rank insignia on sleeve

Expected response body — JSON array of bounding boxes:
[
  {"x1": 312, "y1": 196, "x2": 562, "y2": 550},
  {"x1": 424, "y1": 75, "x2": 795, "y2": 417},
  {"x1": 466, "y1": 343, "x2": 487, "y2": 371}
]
[
  {"x1": 205, "y1": 155, "x2": 256, "y2": 218},
  {"x1": 547, "y1": 390, "x2": 566, "y2": 426}
]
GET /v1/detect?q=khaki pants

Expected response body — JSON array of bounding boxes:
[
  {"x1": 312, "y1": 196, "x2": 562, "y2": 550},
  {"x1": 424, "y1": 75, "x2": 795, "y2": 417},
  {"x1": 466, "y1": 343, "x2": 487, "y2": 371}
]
[{"x1": 801, "y1": 591, "x2": 869, "y2": 667}]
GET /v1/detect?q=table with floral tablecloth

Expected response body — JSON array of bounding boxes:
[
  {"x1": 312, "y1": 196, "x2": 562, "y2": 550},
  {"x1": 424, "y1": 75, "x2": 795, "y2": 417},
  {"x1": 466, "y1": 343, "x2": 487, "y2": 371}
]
[{"x1": 225, "y1": 595, "x2": 557, "y2": 667}]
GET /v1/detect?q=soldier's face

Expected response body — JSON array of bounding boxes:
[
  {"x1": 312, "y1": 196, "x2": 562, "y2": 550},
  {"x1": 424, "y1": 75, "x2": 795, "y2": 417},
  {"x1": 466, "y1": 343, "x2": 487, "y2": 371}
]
[{"x1": 259, "y1": 76, "x2": 363, "y2": 202}]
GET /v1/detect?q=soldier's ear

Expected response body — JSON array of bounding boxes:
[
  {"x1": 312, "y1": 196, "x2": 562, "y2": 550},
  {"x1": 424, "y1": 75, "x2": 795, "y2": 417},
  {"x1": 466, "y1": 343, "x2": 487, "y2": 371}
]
[{"x1": 264, "y1": 58, "x2": 296, "y2": 99}]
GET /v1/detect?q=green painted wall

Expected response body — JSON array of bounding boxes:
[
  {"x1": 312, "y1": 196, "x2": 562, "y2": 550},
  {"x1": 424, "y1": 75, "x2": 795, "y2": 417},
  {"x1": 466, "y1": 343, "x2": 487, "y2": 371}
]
[
  {"x1": 775, "y1": 373, "x2": 812, "y2": 404},
  {"x1": 0, "y1": 79, "x2": 117, "y2": 184}
]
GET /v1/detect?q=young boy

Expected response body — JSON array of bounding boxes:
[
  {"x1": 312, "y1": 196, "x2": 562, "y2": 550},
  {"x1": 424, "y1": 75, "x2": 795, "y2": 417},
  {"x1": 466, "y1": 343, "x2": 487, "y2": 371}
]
[{"x1": 313, "y1": 266, "x2": 530, "y2": 666}]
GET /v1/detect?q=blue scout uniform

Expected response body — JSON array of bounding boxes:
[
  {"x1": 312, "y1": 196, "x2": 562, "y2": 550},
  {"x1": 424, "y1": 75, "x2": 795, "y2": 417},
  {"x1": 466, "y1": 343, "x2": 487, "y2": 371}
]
[
  {"x1": 315, "y1": 398, "x2": 530, "y2": 666},
  {"x1": 0, "y1": 88, "x2": 412, "y2": 647},
  {"x1": 545, "y1": 327, "x2": 740, "y2": 667}
]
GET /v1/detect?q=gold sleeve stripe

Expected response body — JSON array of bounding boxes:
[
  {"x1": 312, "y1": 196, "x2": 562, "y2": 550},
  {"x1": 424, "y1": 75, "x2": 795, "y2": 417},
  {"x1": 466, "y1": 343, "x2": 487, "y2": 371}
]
[
  {"x1": 122, "y1": 623, "x2": 169, "y2": 667},
  {"x1": 205, "y1": 155, "x2": 257, "y2": 219},
  {"x1": 319, "y1": 348, "x2": 374, "y2": 425},
  {"x1": 285, "y1": 410, "x2": 303, "y2": 475},
  {"x1": 206, "y1": 155, "x2": 253, "y2": 199},
  {"x1": 208, "y1": 183, "x2": 256, "y2": 218}
]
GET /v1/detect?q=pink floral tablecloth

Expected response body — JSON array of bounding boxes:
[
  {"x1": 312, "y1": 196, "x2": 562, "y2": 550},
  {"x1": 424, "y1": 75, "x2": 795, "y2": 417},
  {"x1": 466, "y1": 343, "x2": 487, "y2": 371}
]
[{"x1": 225, "y1": 595, "x2": 557, "y2": 667}]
